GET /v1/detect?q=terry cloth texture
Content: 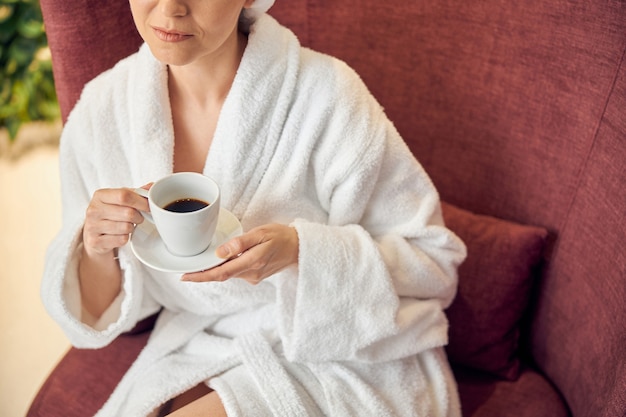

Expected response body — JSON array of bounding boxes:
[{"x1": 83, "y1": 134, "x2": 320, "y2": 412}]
[
  {"x1": 247, "y1": 0, "x2": 275, "y2": 18},
  {"x1": 42, "y1": 14, "x2": 466, "y2": 417}
]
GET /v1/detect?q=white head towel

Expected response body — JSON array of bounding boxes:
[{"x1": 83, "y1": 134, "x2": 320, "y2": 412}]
[{"x1": 246, "y1": 0, "x2": 276, "y2": 18}]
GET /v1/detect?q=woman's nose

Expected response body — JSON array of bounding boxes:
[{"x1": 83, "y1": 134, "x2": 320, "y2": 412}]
[{"x1": 159, "y1": 0, "x2": 188, "y2": 17}]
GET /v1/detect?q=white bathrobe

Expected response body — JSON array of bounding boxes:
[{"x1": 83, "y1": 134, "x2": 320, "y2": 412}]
[{"x1": 42, "y1": 14, "x2": 467, "y2": 417}]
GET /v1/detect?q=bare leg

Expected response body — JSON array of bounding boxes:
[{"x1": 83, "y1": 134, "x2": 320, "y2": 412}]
[
  {"x1": 166, "y1": 391, "x2": 227, "y2": 416},
  {"x1": 165, "y1": 384, "x2": 227, "y2": 417}
]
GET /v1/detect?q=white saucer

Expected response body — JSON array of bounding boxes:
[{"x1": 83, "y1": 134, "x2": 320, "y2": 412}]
[{"x1": 130, "y1": 208, "x2": 243, "y2": 273}]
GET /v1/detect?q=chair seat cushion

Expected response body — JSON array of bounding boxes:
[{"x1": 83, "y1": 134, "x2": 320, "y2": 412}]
[
  {"x1": 28, "y1": 328, "x2": 570, "y2": 417},
  {"x1": 27, "y1": 331, "x2": 150, "y2": 417},
  {"x1": 454, "y1": 365, "x2": 570, "y2": 417}
]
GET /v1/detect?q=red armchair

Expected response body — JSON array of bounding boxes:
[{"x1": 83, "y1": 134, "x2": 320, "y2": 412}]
[{"x1": 30, "y1": 1, "x2": 625, "y2": 416}]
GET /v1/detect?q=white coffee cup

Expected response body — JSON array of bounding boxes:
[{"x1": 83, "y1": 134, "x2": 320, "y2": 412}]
[{"x1": 134, "y1": 173, "x2": 221, "y2": 257}]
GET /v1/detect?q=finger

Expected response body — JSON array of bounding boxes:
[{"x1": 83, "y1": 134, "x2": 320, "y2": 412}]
[
  {"x1": 181, "y1": 238, "x2": 278, "y2": 282},
  {"x1": 182, "y1": 225, "x2": 298, "y2": 284},
  {"x1": 88, "y1": 189, "x2": 148, "y2": 223},
  {"x1": 89, "y1": 204, "x2": 145, "y2": 225},
  {"x1": 83, "y1": 232, "x2": 132, "y2": 256},
  {"x1": 120, "y1": 187, "x2": 151, "y2": 212},
  {"x1": 82, "y1": 187, "x2": 152, "y2": 258},
  {"x1": 94, "y1": 188, "x2": 150, "y2": 213},
  {"x1": 132, "y1": 183, "x2": 153, "y2": 205},
  {"x1": 182, "y1": 252, "x2": 255, "y2": 283},
  {"x1": 215, "y1": 229, "x2": 267, "y2": 259},
  {"x1": 83, "y1": 218, "x2": 136, "y2": 253},
  {"x1": 84, "y1": 219, "x2": 137, "y2": 237}
]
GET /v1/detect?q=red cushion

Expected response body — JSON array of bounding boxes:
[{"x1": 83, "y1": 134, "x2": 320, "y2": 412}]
[
  {"x1": 442, "y1": 202, "x2": 548, "y2": 380},
  {"x1": 454, "y1": 366, "x2": 569, "y2": 417},
  {"x1": 26, "y1": 331, "x2": 150, "y2": 417}
]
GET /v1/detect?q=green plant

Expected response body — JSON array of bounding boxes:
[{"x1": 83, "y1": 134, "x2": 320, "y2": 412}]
[{"x1": 0, "y1": 0, "x2": 59, "y2": 141}]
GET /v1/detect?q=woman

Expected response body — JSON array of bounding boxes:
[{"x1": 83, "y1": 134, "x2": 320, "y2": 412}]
[{"x1": 42, "y1": 0, "x2": 467, "y2": 415}]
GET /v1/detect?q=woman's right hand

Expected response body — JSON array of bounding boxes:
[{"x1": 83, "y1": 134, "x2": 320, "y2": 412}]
[
  {"x1": 82, "y1": 187, "x2": 150, "y2": 259},
  {"x1": 79, "y1": 187, "x2": 151, "y2": 324}
]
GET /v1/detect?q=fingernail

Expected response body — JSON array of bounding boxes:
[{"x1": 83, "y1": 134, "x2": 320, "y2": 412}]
[{"x1": 216, "y1": 245, "x2": 231, "y2": 258}]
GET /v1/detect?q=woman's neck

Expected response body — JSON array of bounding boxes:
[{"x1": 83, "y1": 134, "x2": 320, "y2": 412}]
[{"x1": 167, "y1": 31, "x2": 247, "y2": 110}]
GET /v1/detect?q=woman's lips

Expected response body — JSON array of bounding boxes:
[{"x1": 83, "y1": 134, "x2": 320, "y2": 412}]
[{"x1": 153, "y1": 27, "x2": 192, "y2": 42}]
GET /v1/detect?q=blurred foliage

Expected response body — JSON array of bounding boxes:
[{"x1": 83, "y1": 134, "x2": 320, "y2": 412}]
[{"x1": 1, "y1": 0, "x2": 59, "y2": 141}]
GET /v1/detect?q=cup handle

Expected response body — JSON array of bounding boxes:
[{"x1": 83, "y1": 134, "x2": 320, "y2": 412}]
[{"x1": 133, "y1": 188, "x2": 154, "y2": 223}]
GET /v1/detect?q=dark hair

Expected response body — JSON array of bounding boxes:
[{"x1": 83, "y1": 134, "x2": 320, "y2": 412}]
[{"x1": 238, "y1": 9, "x2": 254, "y2": 34}]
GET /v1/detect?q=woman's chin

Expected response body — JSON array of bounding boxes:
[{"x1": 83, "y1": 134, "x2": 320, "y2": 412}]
[{"x1": 147, "y1": 44, "x2": 196, "y2": 67}]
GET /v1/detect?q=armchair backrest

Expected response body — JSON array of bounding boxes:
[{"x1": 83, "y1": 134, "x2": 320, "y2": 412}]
[
  {"x1": 41, "y1": 1, "x2": 626, "y2": 416},
  {"x1": 40, "y1": 0, "x2": 141, "y2": 122}
]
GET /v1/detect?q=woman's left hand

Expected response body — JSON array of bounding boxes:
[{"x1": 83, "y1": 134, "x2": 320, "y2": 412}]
[{"x1": 181, "y1": 223, "x2": 299, "y2": 285}]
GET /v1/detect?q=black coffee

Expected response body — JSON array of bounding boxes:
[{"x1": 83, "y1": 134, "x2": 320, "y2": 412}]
[{"x1": 163, "y1": 198, "x2": 209, "y2": 213}]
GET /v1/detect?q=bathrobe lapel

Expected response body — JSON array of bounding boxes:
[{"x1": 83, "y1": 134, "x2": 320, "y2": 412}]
[
  {"x1": 204, "y1": 16, "x2": 300, "y2": 218},
  {"x1": 122, "y1": 16, "x2": 300, "y2": 221},
  {"x1": 127, "y1": 49, "x2": 175, "y2": 183}
]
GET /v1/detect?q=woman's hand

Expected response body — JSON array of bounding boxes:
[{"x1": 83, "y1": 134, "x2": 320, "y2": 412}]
[
  {"x1": 82, "y1": 187, "x2": 150, "y2": 258},
  {"x1": 79, "y1": 187, "x2": 150, "y2": 324},
  {"x1": 182, "y1": 223, "x2": 299, "y2": 285}
]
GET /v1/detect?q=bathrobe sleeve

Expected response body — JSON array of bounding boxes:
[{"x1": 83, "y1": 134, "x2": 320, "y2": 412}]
[
  {"x1": 41, "y1": 71, "x2": 161, "y2": 349},
  {"x1": 275, "y1": 58, "x2": 467, "y2": 364}
]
